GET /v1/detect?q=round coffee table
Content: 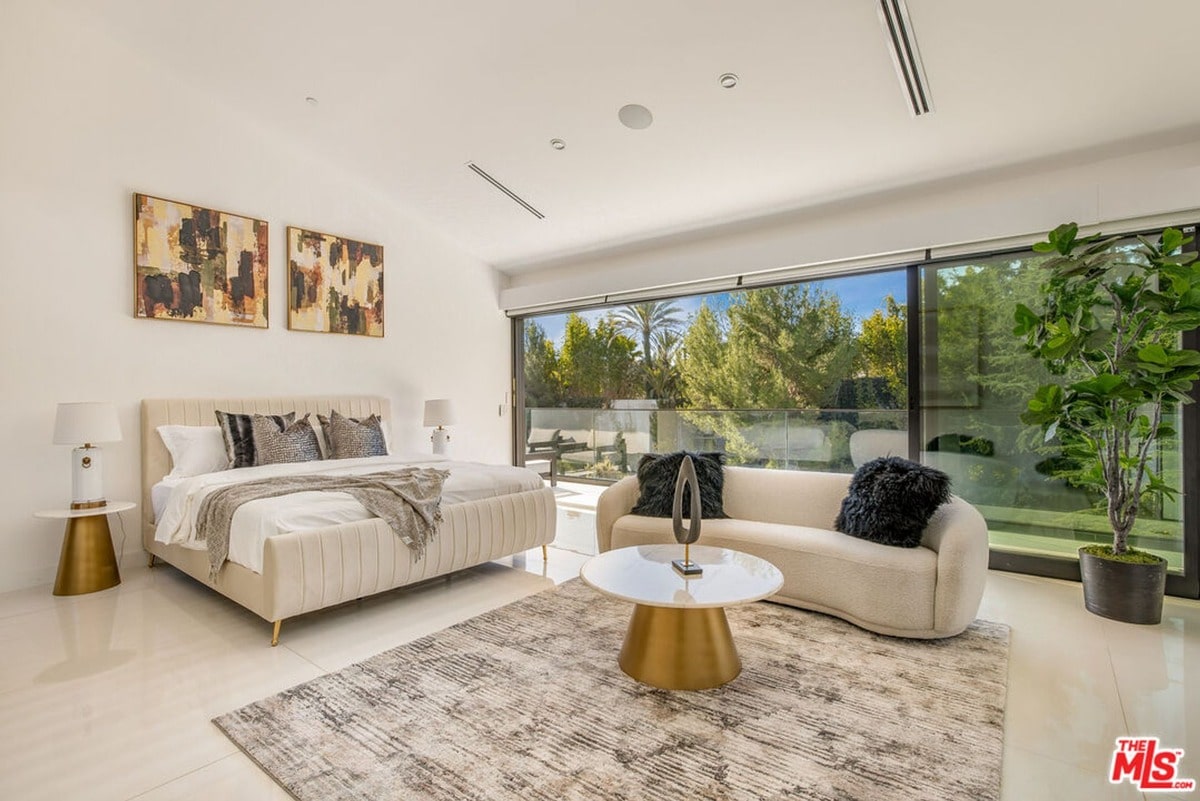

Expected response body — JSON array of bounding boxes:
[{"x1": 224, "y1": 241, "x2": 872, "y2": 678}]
[{"x1": 580, "y1": 544, "x2": 783, "y2": 690}]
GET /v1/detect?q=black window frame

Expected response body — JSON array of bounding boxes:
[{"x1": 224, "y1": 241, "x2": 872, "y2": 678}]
[{"x1": 511, "y1": 226, "x2": 1200, "y2": 598}]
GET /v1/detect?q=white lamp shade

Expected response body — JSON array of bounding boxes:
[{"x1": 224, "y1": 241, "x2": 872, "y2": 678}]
[
  {"x1": 423, "y1": 399, "x2": 457, "y2": 427},
  {"x1": 53, "y1": 402, "x2": 122, "y2": 445}
]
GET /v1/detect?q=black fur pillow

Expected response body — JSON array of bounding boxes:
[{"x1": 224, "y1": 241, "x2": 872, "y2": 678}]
[
  {"x1": 835, "y1": 456, "x2": 951, "y2": 547},
  {"x1": 631, "y1": 451, "x2": 728, "y2": 519}
]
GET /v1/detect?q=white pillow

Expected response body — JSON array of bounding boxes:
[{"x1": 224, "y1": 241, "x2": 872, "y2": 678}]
[{"x1": 157, "y1": 425, "x2": 229, "y2": 478}]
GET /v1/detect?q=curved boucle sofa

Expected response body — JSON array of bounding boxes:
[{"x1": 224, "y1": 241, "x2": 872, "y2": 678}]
[{"x1": 596, "y1": 466, "x2": 989, "y2": 639}]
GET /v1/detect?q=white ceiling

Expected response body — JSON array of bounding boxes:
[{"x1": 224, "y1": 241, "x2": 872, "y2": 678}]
[{"x1": 67, "y1": 0, "x2": 1200, "y2": 273}]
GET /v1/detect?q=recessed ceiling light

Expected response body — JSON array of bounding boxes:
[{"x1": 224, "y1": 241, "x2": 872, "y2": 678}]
[
  {"x1": 550, "y1": 138, "x2": 566, "y2": 150},
  {"x1": 618, "y1": 104, "x2": 653, "y2": 130},
  {"x1": 305, "y1": 96, "x2": 319, "y2": 106},
  {"x1": 719, "y1": 73, "x2": 739, "y2": 89}
]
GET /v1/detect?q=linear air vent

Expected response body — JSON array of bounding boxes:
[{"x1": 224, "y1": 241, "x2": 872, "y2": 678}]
[
  {"x1": 466, "y1": 162, "x2": 545, "y2": 220},
  {"x1": 877, "y1": 0, "x2": 933, "y2": 116}
]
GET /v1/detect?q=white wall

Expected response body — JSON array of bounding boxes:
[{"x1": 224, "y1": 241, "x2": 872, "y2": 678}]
[
  {"x1": 500, "y1": 135, "x2": 1200, "y2": 310},
  {"x1": 0, "y1": 3, "x2": 512, "y2": 592}
]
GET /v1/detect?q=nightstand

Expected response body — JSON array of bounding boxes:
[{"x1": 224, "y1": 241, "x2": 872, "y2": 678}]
[{"x1": 35, "y1": 501, "x2": 136, "y2": 596}]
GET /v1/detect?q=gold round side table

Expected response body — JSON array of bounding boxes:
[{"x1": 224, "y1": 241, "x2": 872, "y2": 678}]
[{"x1": 35, "y1": 501, "x2": 136, "y2": 596}]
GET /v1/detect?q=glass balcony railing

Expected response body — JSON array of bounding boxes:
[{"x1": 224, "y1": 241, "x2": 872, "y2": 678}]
[
  {"x1": 524, "y1": 407, "x2": 908, "y2": 480},
  {"x1": 525, "y1": 406, "x2": 1184, "y2": 571}
]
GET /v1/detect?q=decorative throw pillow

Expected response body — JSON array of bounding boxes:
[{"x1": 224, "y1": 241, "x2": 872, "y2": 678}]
[
  {"x1": 309, "y1": 414, "x2": 391, "y2": 458},
  {"x1": 318, "y1": 409, "x2": 388, "y2": 459},
  {"x1": 157, "y1": 425, "x2": 228, "y2": 478},
  {"x1": 251, "y1": 414, "x2": 323, "y2": 465},
  {"x1": 631, "y1": 451, "x2": 727, "y2": 519},
  {"x1": 215, "y1": 410, "x2": 295, "y2": 469},
  {"x1": 834, "y1": 456, "x2": 951, "y2": 548}
]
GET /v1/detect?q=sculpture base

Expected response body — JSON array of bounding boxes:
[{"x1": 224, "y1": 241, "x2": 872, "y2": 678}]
[{"x1": 671, "y1": 559, "x2": 703, "y2": 577}]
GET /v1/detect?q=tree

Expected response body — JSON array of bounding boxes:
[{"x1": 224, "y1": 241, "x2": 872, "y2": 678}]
[
  {"x1": 720, "y1": 284, "x2": 854, "y2": 407},
  {"x1": 678, "y1": 287, "x2": 858, "y2": 464},
  {"x1": 523, "y1": 321, "x2": 563, "y2": 408},
  {"x1": 644, "y1": 330, "x2": 685, "y2": 408},
  {"x1": 934, "y1": 261, "x2": 1049, "y2": 412},
  {"x1": 682, "y1": 285, "x2": 856, "y2": 409},
  {"x1": 610, "y1": 301, "x2": 685, "y2": 398},
  {"x1": 559, "y1": 314, "x2": 640, "y2": 406},
  {"x1": 856, "y1": 294, "x2": 907, "y2": 405},
  {"x1": 925, "y1": 255, "x2": 1091, "y2": 507},
  {"x1": 1016, "y1": 224, "x2": 1200, "y2": 555},
  {"x1": 678, "y1": 302, "x2": 735, "y2": 408}
]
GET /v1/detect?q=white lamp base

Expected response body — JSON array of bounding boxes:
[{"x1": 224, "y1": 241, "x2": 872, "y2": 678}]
[
  {"x1": 71, "y1": 445, "x2": 106, "y2": 509},
  {"x1": 431, "y1": 428, "x2": 451, "y2": 456}
]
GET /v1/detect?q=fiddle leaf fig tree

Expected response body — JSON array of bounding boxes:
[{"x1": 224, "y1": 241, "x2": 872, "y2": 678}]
[{"x1": 1014, "y1": 223, "x2": 1200, "y2": 557}]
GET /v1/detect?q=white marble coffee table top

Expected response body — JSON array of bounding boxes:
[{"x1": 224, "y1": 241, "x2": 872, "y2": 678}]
[{"x1": 580, "y1": 544, "x2": 783, "y2": 609}]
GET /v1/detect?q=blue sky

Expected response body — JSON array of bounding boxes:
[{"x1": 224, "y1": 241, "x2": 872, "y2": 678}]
[{"x1": 531, "y1": 269, "x2": 907, "y2": 346}]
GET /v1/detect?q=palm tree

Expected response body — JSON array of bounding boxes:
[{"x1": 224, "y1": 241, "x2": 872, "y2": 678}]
[
  {"x1": 645, "y1": 330, "x2": 685, "y2": 406},
  {"x1": 609, "y1": 301, "x2": 685, "y2": 397}
]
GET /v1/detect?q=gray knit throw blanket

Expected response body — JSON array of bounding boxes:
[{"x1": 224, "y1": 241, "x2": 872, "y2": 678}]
[{"x1": 196, "y1": 468, "x2": 449, "y2": 580}]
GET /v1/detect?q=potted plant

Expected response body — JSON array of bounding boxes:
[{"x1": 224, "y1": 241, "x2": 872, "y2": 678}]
[{"x1": 1014, "y1": 223, "x2": 1200, "y2": 623}]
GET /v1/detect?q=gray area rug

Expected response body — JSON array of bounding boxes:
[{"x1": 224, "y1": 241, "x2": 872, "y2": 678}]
[{"x1": 215, "y1": 580, "x2": 1009, "y2": 800}]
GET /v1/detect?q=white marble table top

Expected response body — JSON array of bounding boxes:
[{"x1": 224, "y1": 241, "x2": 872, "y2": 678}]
[
  {"x1": 34, "y1": 501, "x2": 137, "y2": 520},
  {"x1": 580, "y1": 544, "x2": 783, "y2": 609}
]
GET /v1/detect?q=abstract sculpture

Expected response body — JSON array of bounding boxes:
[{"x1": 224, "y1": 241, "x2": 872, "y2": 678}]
[{"x1": 671, "y1": 454, "x2": 703, "y2": 576}]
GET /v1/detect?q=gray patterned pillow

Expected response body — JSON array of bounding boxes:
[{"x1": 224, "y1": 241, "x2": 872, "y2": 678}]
[
  {"x1": 216, "y1": 410, "x2": 295, "y2": 468},
  {"x1": 319, "y1": 409, "x2": 388, "y2": 459},
  {"x1": 251, "y1": 414, "x2": 323, "y2": 465}
]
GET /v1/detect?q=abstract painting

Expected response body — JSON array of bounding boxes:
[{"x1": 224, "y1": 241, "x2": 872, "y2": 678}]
[
  {"x1": 287, "y1": 226, "x2": 384, "y2": 337},
  {"x1": 133, "y1": 194, "x2": 269, "y2": 327}
]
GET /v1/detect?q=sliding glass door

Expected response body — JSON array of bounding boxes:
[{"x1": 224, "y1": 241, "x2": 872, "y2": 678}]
[
  {"x1": 513, "y1": 226, "x2": 1200, "y2": 597},
  {"x1": 919, "y1": 234, "x2": 1197, "y2": 596}
]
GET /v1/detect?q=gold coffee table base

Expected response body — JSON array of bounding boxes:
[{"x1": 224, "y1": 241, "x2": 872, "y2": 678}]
[
  {"x1": 53, "y1": 515, "x2": 121, "y2": 596},
  {"x1": 618, "y1": 604, "x2": 741, "y2": 690}
]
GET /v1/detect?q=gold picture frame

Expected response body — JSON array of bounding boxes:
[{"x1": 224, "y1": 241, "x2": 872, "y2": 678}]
[
  {"x1": 133, "y1": 194, "x2": 270, "y2": 328},
  {"x1": 286, "y1": 226, "x2": 384, "y2": 337},
  {"x1": 133, "y1": 193, "x2": 269, "y2": 327}
]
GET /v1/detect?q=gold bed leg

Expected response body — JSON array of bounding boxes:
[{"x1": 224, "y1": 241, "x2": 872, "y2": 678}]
[
  {"x1": 271, "y1": 620, "x2": 281, "y2": 647},
  {"x1": 147, "y1": 553, "x2": 157, "y2": 568},
  {"x1": 542, "y1": 545, "x2": 548, "y2": 561}
]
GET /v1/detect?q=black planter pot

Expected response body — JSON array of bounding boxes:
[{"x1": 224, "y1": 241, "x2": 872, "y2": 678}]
[{"x1": 1079, "y1": 548, "x2": 1167, "y2": 625}]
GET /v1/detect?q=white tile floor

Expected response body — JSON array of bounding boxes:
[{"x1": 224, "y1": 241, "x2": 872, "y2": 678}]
[{"x1": 0, "y1": 548, "x2": 1196, "y2": 801}]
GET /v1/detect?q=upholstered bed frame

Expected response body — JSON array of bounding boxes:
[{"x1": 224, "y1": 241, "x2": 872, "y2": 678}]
[{"x1": 141, "y1": 396, "x2": 556, "y2": 645}]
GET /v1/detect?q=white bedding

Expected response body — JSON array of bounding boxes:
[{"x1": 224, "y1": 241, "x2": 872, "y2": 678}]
[
  {"x1": 151, "y1": 479, "x2": 180, "y2": 523},
  {"x1": 154, "y1": 453, "x2": 543, "y2": 573}
]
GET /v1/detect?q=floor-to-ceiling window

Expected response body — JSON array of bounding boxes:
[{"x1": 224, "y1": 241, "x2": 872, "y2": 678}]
[
  {"x1": 920, "y1": 238, "x2": 1196, "y2": 596},
  {"x1": 921, "y1": 247, "x2": 1185, "y2": 573},
  {"x1": 513, "y1": 226, "x2": 1199, "y2": 597},
  {"x1": 518, "y1": 270, "x2": 909, "y2": 480}
]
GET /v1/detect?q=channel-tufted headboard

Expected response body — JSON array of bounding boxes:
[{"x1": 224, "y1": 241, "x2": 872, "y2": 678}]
[{"x1": 139, "y1": 395, "x2": 391, "y2": 545}]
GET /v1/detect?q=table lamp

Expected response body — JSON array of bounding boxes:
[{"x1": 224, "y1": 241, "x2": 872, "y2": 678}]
[
  {"x1": 423, "y1": 399, "x2": 457, "y2": 456},
  {"x1": 53, "y1": 402, "x2": 122, "y2": 509}
]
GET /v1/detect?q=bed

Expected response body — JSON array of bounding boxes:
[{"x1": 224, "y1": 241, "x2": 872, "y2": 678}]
[{"x1": 141, "y1": 396, "x2": 556, "y2": 645}]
